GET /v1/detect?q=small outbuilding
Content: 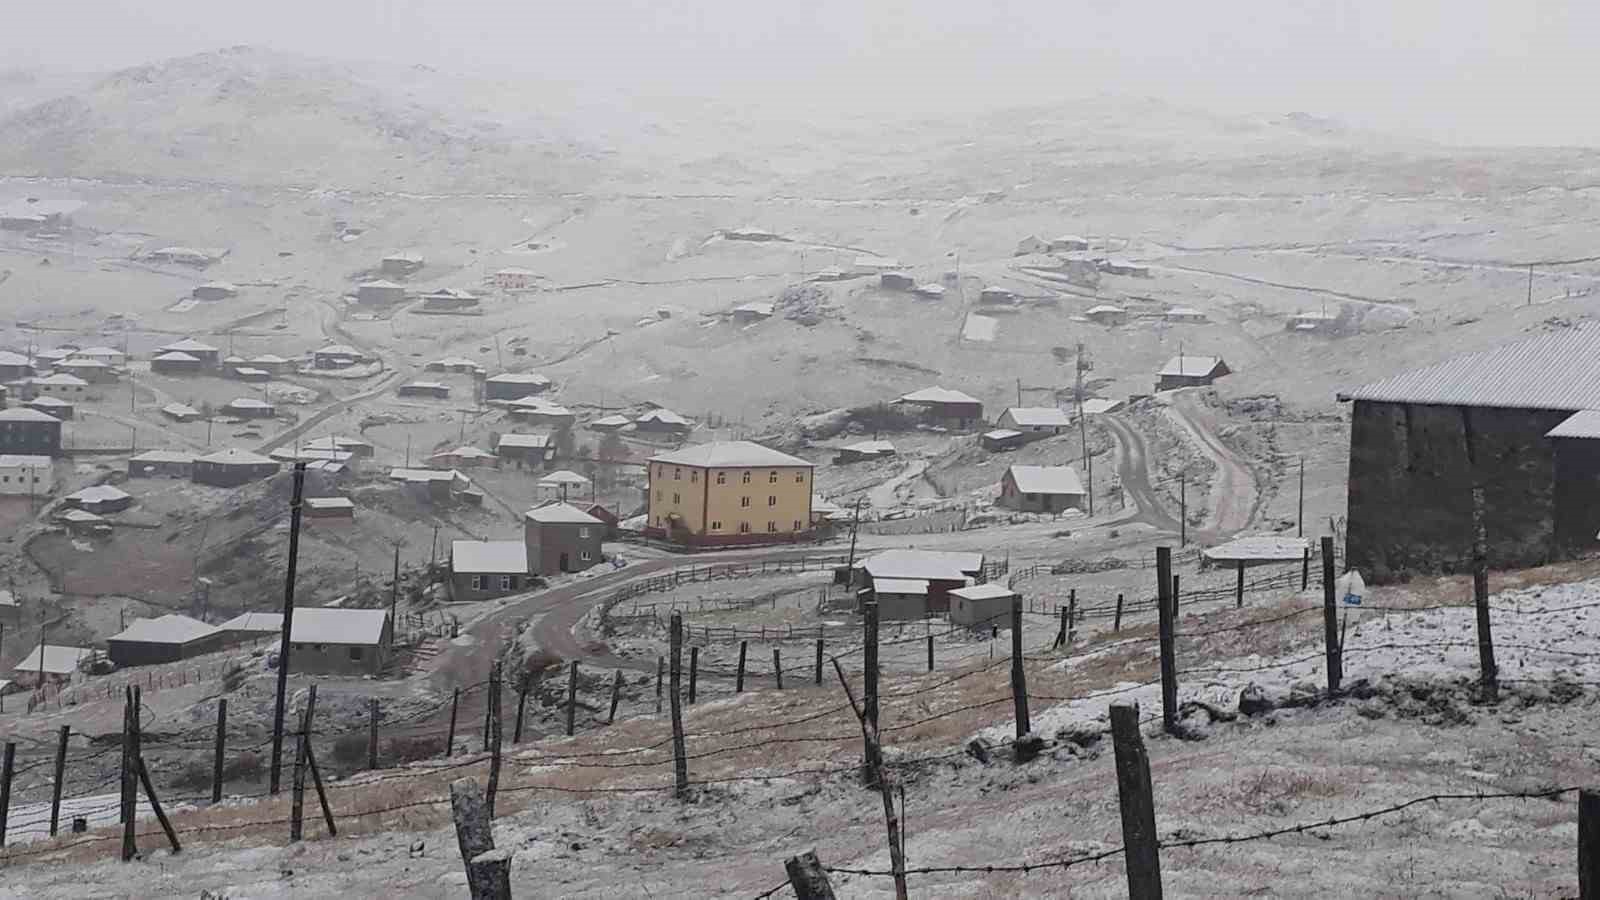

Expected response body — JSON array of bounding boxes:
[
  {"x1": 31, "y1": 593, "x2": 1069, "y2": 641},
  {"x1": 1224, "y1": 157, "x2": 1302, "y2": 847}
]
[
  {"x1": 193, "y1": 448, "x2": 281, "y2": 487},
  {"x1": 222, "y1": 398, "x2": 275, "y2": 419},
  {"x1": 492, "y1": 267, "x2": 538, "y2": 290},
  {"x1": 1155, "y1": 356, "x2": 1230, "y2": 392},
  {"x1": 215, "y1": 612, "x2": 283, "y2": 648},
  {"x1": 833, "y1": 440, "x2": 896, "y2": 464},
  {"x1": 129, "y1": 450, "x2": 194, "y2": 478},
  {"x1": 151, "y1": 351, "x2": 204, "y2": 375},
  {"x1": 380, "y1": 252, "x2": 425, "y2": 276},
  {"x1": 286, "y1": 608, "x2": 392, "y2": 676},
  {"x1": 980, "y1": 429, "x2": 1027, "y2": 452},
  {"x1": 161, "y1": 403, "x2": 203, "y2": 422},
  {"x1": 589, "y1": 414, "x2": 632, "y2": 433},
  {"x1": 895, "y1": 387, "x2": 984, "y2": 429},
  {"x1": 1163, "y1": 307, "x2": 1208, "y2": 324},
  {"x1": 1085, "y1": 304, "x2": 1129, "y2": 326},
  {"x1": 494, "y1": 433, "x2": 553, "y2": 469},
  {"x1": 356, "y1": 280, "x2": 407, "y2": 305},
  {"x1": 64, "y1": 484, "x2": 134, "y2": 514},
  {"x1": 107, "y1": 614, "x2": 225, "y2": 667},
  {"x1": 507, "y1": 399, "x2": 575, "y2": 429},
  {"x1": 430, "y1": 446, "x2": 498, "y2": 469},
  {"x1": 398, "y1": 382, "x2": 451, "y2": 399},
  {"x1": 485, "y1": 372, "x2": 552, "y2": 402},
  {"x1": 313, "y1": 345, "x2": 364, "y2": 369},
  {"x1": 996, "y1": 407, "x2": 1071, "y2": 436},
  {"x1": 949, "y1": 583, "x2": 1017, "y2": 629},
  {"x1": 10, "y1": 645, "x2": 95, "y2": 687},
  {"x1": 999, "y1": 464, "x2": 1085, "y2": 514},
  {"x1": 633, "y1": 408, "x2": 691, "y2": 435},
  {"x1": 304, "y1": 496, "x2": 356, "y2": 520}
]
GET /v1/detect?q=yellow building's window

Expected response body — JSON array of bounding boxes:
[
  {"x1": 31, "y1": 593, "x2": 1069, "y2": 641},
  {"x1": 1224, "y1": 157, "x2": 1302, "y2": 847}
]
[
  {"x1": 767, "y1": 521, "x2": 777, "y2": 532},
  {"x1": 768, "y1": 471, "x2": 777, "y2": 483},
  {"x1": 716, "y1": 471, "x2": 726, "y2": 485},
  {"x1": 654, "y1": 490, "x2": 661, "y2": 501},
  {"x1": 793, "y1": 520, "x2": 803, "y2": 531},
  {"x1": 673, "y1": 493, "x2": 680, "y2": 504},
  {"x1": 674, "y1": 467, "x2": 682, "y2": 480},
  {"x1": 795, "y1": 472, "x2": 805, "y2": 483},
  {"x1": 710, "y1": 520, "x2": 722, "y2": 531},
  {"x1": 690, "y1": 470, "x2": 698, "y2": 483},
  {"x1": 739, "y1": 521, "x2": 750, "y2": 533},
  {"x1": 742, "y1": 471, "x2": 751, "y2": 484},
  {"x1": 768, "y1": 496, "x2": 776, "y2": 506},
  {"x1": 741, "y1": 496, "x2": 751, "y2": 508}
]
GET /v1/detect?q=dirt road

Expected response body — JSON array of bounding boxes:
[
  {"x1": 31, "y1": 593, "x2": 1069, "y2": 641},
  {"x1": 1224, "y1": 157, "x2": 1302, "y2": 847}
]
[
  {"x1": 1101, "y1": 414, "x2": 1184, "y2": 535},
  {"x1": 1163, "y1": 390, "x2": 1258, "y2": 536}
]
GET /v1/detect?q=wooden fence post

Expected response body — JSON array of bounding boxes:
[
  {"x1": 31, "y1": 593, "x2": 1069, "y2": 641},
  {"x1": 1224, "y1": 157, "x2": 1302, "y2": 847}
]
[
  {"x1": 773, "y1": 648, "x2": 784, "y2": 690},
  {"x1": 655, "y1": 656, "x2": 664, "y2": 715},
  {"x1": 48, "y1": 724, "x2": 68, "y2": 837},
  {"x1": 1067, "y1": 589, "x2": 1078, "y2": 644},
  {"x1": 121, "y1": 688, "x2": 136, "y2": 860},
  {"x1": 1321, "y1": 536, "x2": 1342, "y2": 695},
  {"x1": 290, "y1": 684, "x2": 317, "y2": 842},
  {"x1": 566, "y1": 660, "x2": 580, "y2": 736},
  {"x1": 486, "y1": 672, "x2": 502, "y2": 819},
  {"x1": 785, "y1": 849, "x2": 838, "y2": 899},
  {"x1": 451, "y1": 777, "x2": 512, "y2": 900},
  {"x1": 1171, "y1": 574, "x2": 1180, "y2": 615},
  {"x1": 1235, "y1": 560, "x2": 1245, "y2": 608},
  {"x1": 0, "y1": 742, "x2": 10, "y2": 847},
  {"x1": 608, "y1": 670, "x2": 624, "y2": 724},
  {"x1": 513, "y1": 676, "x2": 528, "y2": 744},
  {"x1": 446, "y1": 687, "x2": 460, "y2": 757},
  {"x1": 1301, "y1": 548, "x2": 1310, "y2": 591},
  {"x1": 304, "y1": 740, "x2": 336, "y2": 838},
  {"x1": 1011, "y1": 595, "x2": 1030, "y2": 737},
  {"x1": 862, "y1": 599, "x2": 879, "y2": 779},
  {"x1": 815, "y1": 637, "x2": 825, "y2": 685},
  {"x1": 1114, "y1": 593, "x2": 1124, "y2": 632},
  {"x1": 669, "y1": 612, "x2": 689, "y2": 799},
  {"x1": 367, "y1": 698, "x2": 380, "y2": 770},
  {"x1": 1110, "y1": 701, "x2": 1162, "y2": 899},
  {"x1": 1156, "y1": 547, "x2": 1177, "y2": 735},
  {"x1": 735, "y1": 641, "x2": 748, "y2": 693},
  {"x1": 213, "y1": 698, "x2": 227, "y2": 803},
  {"x1": 1580, "y1": 788, "x2": 1600, "y2": 900},
  {"x1": 1053, "y1": 604, "x2": 1068, "y2": 649},
  {"x1": 830, "y1": 658, "x2": 908, "y2": 900},
  {"x1": 688, "y1": 647, "x2": 699, "y2": 705}
]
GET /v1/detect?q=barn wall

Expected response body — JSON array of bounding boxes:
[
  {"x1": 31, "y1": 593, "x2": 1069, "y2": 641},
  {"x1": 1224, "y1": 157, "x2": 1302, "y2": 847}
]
[{"x1": 1346, "y1": 400, "x2": 1569, "y2": 583}]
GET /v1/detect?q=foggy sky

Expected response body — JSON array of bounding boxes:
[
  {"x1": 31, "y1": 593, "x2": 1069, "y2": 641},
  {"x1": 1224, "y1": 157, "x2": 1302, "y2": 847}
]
[{"x1": 8, "y1": 0, "x2": 1599, "y2": 146}]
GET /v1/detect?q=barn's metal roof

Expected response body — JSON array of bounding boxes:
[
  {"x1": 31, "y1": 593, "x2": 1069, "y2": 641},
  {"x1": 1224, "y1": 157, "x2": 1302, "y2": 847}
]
[
  {"x1": 1337, "y1": 327, "x2": 1600, "y2": 410},
  {"x1": 110, "y1": 614, "x2": 219, "y2": 645},
  {"x1": 1007, "y1": 464, "x2": 1085, "y2": 496}
]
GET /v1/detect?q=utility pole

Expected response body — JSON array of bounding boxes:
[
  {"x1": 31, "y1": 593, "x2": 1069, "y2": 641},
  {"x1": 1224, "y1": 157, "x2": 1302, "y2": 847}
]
[
  {"x1": 844, "y1": 497, "x2": 865, "y2": 577},
  {"x1": 1015, "y1": 378, "x2": 1022, "y2": 408},
  {"x1": 1077, "y1": 343, "x2": 1093, "y2": 516},
  {"x1": 1297, "y1": 457, "x2": 1305, "y2": 537},
  {"x1": 405, "y1": 433, "x2": 411, "y2": 468},
  {"x1": 1179, "y1": 473, "x2": 1187, "y2": 546},
  {"x1": 390, "y1": 540, "x2": 402, "y2": 625},
  {"x1": 1527, "y1": 264, "x2": 1535, "y2": 307},
  {"x1": 269, "y1": 463, "x2": 308, "y2": 795}
]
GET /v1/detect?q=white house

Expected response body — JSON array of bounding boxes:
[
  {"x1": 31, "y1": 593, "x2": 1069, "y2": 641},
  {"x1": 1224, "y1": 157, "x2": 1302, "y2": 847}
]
[{"x1": 0, "y1": 455, "x2": 53, "y2": 496}]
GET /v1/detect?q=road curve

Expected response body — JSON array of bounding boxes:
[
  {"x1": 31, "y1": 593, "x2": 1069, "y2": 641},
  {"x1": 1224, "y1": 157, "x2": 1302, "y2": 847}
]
[
  {"x1": 1163, "y1": 391, "x2": 1258, "y2": 537},
  {"x1": 1101, "y1": 414, "x2": 1183, "y2": 535}
]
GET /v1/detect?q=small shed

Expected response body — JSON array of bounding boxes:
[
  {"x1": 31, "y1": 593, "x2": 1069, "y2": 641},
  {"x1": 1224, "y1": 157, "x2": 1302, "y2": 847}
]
[
  {"x1": 833, "y1": 440, "x2": 896, "y2": 465},
  {"x1": 867, "y1": 579, "x2": 931, "y2": 621},
  {"x1": 23, "y1": 396, "x2": 74, "y2": 420},
  {"x1": 912, "y1": 283, "x2": 946, "y2": 299},
  {"x1": 1155, "y1": 356, "x2": 1230, "y2": 392},
  {"x1": 160, "y1": 403, "x2": 203, "y2": 422},
  {"x1": 979, "y1": 286, "x2": 1017, "y2": 305},
  {"x1": 107, "y1": 614, "x2": 225, "y2": 667},
  {"x1": 151, "y1": 351, "x2": 203, "y2": 375},
  {"x1": 1085, "y1": 304, "x2": 1129, "y2": 326},
  {"x1": 492, "y1": 267, "x2": 538, "y2": 290},
  {"x1": 430, "y1": 446, "x2": 498, "y2": 469},
  {"x1": 996, "y1": 407, "x2": 1071, "y2": 435},
  {"x1": 398, "y1": 382, "x2": 451, "y2": 399},
  {"x1": 64, "y1": 484, "x2": 134, "y2": 514},
  {"x1": 494, "y1": 432, "x2": 553, "y2": 469},
  {"x1": 450, "y1": 540, "x2": 531, "y2": 600},
  {"x1": 980, "y1": 429, "x2": 1027, "y2": 452},
  {"x1": 10, "y1": 645, "x2": 95, "y2": 687},
  {"x1": 216, "y1": 611, "x2": 283, "y2": 648},
  {"x1": 380, "y1": 252, "x2": 425, "y2": 276},
  {"x1": 57, "y1": 507, "x2": 109, "y2": 536},
  {"x1": 732, "y1": 302, "x2": 774, "y2": 323},
  {"x1": 222, "y1": 398, "x2": 275, "y2": 419},
  {"x1": 484, "y1": 372, "x2": 552, "y2": 402},
  {"x1": 230, "y1": 366, "x2": 272, "y2": 383},
  {"x1": 304, "y1": 496, "x2": 356, "y2": 520},
  {"x1": 880, "y1": 272, "x2": 915, "y2": 291},
  {"x1": 313, "y1": 345, "x2": 364, "y2": 369},
  {"x1": 129, "y1": 450, "x2": 195, "y2": 478},
  {"x1": 949, "y1": 583, "x2": 1017, "y2": 629},
  {"x1": 356, "y1": 280, "x2": 407, "y2": 306},
  {"x1": 304, "y1": 435, "x2": 374, "y2": 458}
]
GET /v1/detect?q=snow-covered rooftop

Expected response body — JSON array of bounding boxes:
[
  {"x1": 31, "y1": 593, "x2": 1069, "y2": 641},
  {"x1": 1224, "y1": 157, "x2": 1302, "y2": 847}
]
[
  {"x1": 1006, "y1": 464, "x2": 1085, "y2": 496},
  {"x1": 110, "y1": 614, "x2": 219, "y2": 645},
  {"x1": 451, "y1": 540, "x2": 529, "y2": 574},
  {"x1": 650, "y1": 441, "x2": 811, "y2": 469}
]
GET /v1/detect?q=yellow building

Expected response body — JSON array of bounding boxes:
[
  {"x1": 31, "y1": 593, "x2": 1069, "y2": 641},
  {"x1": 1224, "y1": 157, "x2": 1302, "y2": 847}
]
[{"x1": 647, "y1": 441, "x2": 814, "y2": 546}]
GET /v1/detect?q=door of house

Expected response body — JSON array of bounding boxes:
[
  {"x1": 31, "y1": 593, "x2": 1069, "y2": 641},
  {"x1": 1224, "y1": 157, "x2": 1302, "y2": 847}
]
[{"x1": 559, "y1": 552, "x2": 570, "y2": 572}]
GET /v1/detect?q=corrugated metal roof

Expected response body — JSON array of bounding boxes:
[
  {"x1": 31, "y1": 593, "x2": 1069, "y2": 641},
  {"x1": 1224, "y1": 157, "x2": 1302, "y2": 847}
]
[
  {"x1": 1337, "y1": 327, "x2": 1600, "y2": 410},
  {"x1": 451, "y1": 540, "x2": 528, "y2": 574},
  {"x1": 539, "y1": 470, "x2": 590, "y2": 485},
  {"x1": 898, "y1": 386, "x2": 981, "y2": 406},
  {"x1": 1547, "y1": 410, "x2": 1600, "y2": 439},
  {"x1": 1007, "y1": 465, "x2": 1085, "y2": 495},
  {"x1": 217, "y1": 612, "x2": 282, "y2": 633},
  {"x1": 636, "y1": 408, "x2": 689, "y2": 425},
  {"x1": 864, "y1": 549, "x2": 984, "y2": 581},
  {"x1": 305, "y1": 497, "x2": 354, "y2": 510},
  {"x1": 110, "y1": 614, "x2": 219, "y2": 645},
  {"x1": 950, "y1": 583, "x2": 1015, "y2": 601},
  {"x1": 160, "y1": 338, "x2": 218, "y2": 353},
  {"x1": 1002, "y1": 407, "x2": 1072, "y2": 427},
  {"x1": 1159, "y1": 356, "x2": 1224, "y2": 377},
  {"x1": 198, "y1": 448, "x2": 276, "y2": 466},
  {"x1": 153, "y1": 352, "x2": 200, "y2": 363}
]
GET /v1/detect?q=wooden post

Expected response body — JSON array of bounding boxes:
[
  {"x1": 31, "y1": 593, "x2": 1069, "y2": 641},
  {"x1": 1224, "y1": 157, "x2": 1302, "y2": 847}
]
[
  {"x1": 688, "y1": 647, "x2": 699, "y2": 704},
  {"x1": 669, "y1": 612, "x2": 689, "y2": 798},
  {"x1": 607, "y1": 670, "x2": 624, "y2": 724},
  {"x1": 486, "y1": 673, "x2": 502, "y2": 819},
  {"x1": 1011, "y1": 596, "x2": 1030, "y2": 737},
  {"x1": 1469, "y1": 489, "x2": 1498, "y2": 701},
  {"x1": 270, "y1": 461, "x2": 308, "y2": 796},
  {"x1": 735, "y1": 641, "x2": 748, "y2": 693},
  {"x1": 135, "y1": 757, "x2": 181, "y2": 853},
  {"x1": 773, "y1": 648, "x2": 784, "y2": 690},
  {"x1": 446, "y1": 687, "x2": 460, "y2": 757},
  {"x1": 1114, "y1": 593, "x2": 1124, "y2": 632},
  {"x1": 513, "y1": 678, "x2": 528, "y2": 744},
  {"x1": 926, "y1": 633, "x2": 934, "y2": 672},
  {"x1": 566, "y1": 660, "x2": 580, "y2": 736},
  {"x1": 48, "y1": 724, "x2": 68, "y2": 837},
  {"x1": 451, "y1": 777, "x2": 512, "y2": 900},
  {"x1": 0, "y1": 743, "x2": 13, "y2": 847},
  {"x1": 1320, "y1": 536, "x2": 1341, "y2": 695},
  {"x1": 1580, "y1": 789, "x2": 1600, "y2": 900},
  {"x1": 1067, "y1": 589, "x2": 1078, "y2": 644},
  {"x1": 1053, "y1": 604, "x2": 1068, "y2": 649},
  {"x1": 1235, "y1": 560, "x2": 1245, "y2": 609},
  {"x1": 862, "y1": 601, "x2": 880, "y2": 778},
  {"x1": 785, "y1": 850, "x2": 838, "y2": 900},
  {"x1": 655, "y1": 656, "x2": 664, "y2": 715},
  {"x1": 1110, "y1": 702, "x2": 1162, "y2": 899},
  {"x1": 213, "y1": 698, "x2": 227, "y2": 803},
  {"x1": 1156, "y1": 547, "x2": 1177, "y2": 735},
  {"x1": 830, "y1": 658, "x2": 908, "y2": 900},
  {"x1": 815, "y1": 637, "x2": 825, "y2": 685},
  {"x1": 290, "y1": 684, "x2": 317, "y2": 842},
  {"x1": 1301, "y1": 547, "x2": 1310, "y2": 591},
  {"x1": 368, "y1": 698, "x2": 380, "y2": 770},
  {"x1": 1171, "y1": 574, "x2": 1180, "y2": 614},
  {"x1": 304, "y1": 743, "x2": 336, "y2": 837},
  {"x1": 121, "y1": 688, "x2": 136, "y2": 860}
]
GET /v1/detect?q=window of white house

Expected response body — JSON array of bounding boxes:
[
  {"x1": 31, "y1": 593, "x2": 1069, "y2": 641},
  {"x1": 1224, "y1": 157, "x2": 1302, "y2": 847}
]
[
  {"x1": 741, "y1": 496, "x2": 751, "y2": 507},
  {"x1": 471, "y1": 575, "x2": 485, "y2": 591},
  {"x1": 578, "y1": 527, "x2": 590, "y2": 538},
  {"x1": 739, "y1": 521, "x2": 751, "y2": 533},
  {"x1": 716, "y1": 471, "x2": 726, "y2": 484},
  {"x1": 710, "y1": 520, "x2": 723, "y2": 531},
  {"x1": 767, "y1": 496, "x2": 776, "y2": 506},
  {"x1": 499, "y1": 575, "x2": 513, "y2": 591},
  {"x1": 768, "y1": 471, "x2": 778, "y2": 483},
  {"x1": 742, "y1": 471, "x2": 751, "y2": 484}
]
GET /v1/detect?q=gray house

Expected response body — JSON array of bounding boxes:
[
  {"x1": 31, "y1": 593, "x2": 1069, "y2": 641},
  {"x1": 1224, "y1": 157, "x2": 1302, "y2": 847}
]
[
  {"x1": 287, "y1": 608, "x2": 392, "y2": 676},
  {"x1": 524, "y1": 502, "x2": 604, "y2": 575},
  {"x1": 107, "y1": 614, "x2": 225, "y2": 667},
  {"x1": 449, "y1": 540, "x2": 531, "y2": 601}
]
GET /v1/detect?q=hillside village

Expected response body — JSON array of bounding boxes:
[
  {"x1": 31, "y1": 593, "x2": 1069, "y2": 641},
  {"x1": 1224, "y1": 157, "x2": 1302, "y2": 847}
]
[{"x1": 2, "y1": 45, "x2": 1600, "y2": 898}]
